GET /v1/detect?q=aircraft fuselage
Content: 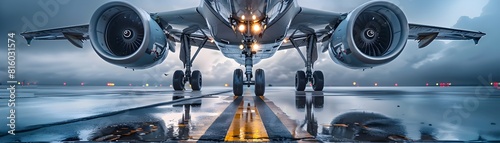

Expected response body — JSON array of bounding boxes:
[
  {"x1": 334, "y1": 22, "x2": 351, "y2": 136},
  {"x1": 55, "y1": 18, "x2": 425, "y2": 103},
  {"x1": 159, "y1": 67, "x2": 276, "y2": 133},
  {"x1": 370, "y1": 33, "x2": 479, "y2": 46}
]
[{"x1": 198, "y1": 0, "x2": 299, "y2": 65}]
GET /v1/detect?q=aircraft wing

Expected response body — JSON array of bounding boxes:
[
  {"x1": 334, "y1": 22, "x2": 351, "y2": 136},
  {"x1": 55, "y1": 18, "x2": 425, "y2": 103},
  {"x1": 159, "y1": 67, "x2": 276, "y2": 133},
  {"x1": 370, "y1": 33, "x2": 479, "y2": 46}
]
[
  {"x1": 20, "y1": 7, "x2": 218, "y2": 51},
  {"x1": 282, "y1": 7, "x2": 486, "y2": 50},
  {"x1": 279, "y1": 7, "x2": 342, "y2": 51},
  {"x1": 21, "y1": 25, "x2": 89, "y2": 48},
  {"x1": 408, "y1": 23, "x2": 486, "y2": 48}
]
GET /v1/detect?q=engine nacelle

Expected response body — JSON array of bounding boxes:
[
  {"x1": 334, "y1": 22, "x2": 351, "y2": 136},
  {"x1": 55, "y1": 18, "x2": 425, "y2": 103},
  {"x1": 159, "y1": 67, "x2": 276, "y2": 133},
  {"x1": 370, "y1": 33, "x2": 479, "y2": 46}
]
[
  {"x1": 89, "y1": 1, "x2": 167, "y2": 69},
  {"x1": 328, "y1": 1, "x2": 409, "y2": 69}
]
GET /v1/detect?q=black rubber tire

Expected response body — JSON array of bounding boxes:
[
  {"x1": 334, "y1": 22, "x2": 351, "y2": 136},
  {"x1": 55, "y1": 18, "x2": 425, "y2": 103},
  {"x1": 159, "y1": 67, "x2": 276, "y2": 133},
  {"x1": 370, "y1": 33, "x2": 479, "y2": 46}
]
[
  {"x1": 295, "y1": 70, "x2": 306, "y2": 91},
  {"x1": 233, "y1": 69, "x2": 244, "y2": 96},
  {"x1": 190, "y1": 70, "x2": 202, "y2": 91},
  {"x1": 173, "y1": 70, "x2": 185, "y2": 91},
  {"x1": 255, "y1": 69, "x2": 265, "y2": 96},
  {"x1": 312, "y1": 71, "x2": 324, "y2": 91}
]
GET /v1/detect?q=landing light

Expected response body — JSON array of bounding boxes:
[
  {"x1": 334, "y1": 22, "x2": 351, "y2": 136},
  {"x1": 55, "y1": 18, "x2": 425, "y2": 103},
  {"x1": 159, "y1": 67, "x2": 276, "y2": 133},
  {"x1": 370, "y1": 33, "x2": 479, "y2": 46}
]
[
  {"x1": 283, "y1": 38, "x2": 289, "y2": 43},
  {"x1": 238, "y1": 24, "x2": 246, "y2": 32},
  {"x1": 210, "y1": 39, "x2": 214, "y2": 43},
  {"x1": 239, "y1": 44, "x2": 244, "y2": 50},
  {"x1": 241, "y1": 15, "x2": 246, "y2": 20},
  {"x1": 491, "y1": 82, "x2": 493, "y2": 86},
  {"x1": 353, "y1": 82, "x2": 357, "y2": 86},
  {"x1": 252, "y1": 23, "x2": 262, "y2": 33},
  {"x1": 374, "y1": 83, "x2": 378, "y2": 86},
  {"x1": 224, "y1": 83, "x2": 229, "y2": 87},
  {"x1": 252, "y1": 15, "x2": 257, "y2": 20},
  {"x1": 252, "y1": 43, "x2": 260, "y2": 51}
]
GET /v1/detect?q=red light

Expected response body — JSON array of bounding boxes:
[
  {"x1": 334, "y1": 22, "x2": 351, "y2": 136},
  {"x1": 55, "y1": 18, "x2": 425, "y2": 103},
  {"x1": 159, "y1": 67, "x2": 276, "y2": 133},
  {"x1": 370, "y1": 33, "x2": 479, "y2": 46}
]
[
  {"x1": 129, "y1": 84, "x2": 132, "y2": 86},
  {"x1": 426, "y1": 83, "x2": 429, "y2": 86},
  {"x1": 394, "y1": 83, "x2": 398, "y2": 86},
  {"x1": 81, "y1": 82, "x2": 84, "y2": 86},
  {"x1": 63, "y1": 82, "x2": 67, "y2": 86}
]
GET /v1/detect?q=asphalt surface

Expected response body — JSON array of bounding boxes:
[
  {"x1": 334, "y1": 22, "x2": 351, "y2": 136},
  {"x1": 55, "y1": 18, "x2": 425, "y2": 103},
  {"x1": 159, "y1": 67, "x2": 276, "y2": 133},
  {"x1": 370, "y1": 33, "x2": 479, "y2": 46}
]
[{"x1": 0, "y1": 86, "x2": 499, "y2": 142}]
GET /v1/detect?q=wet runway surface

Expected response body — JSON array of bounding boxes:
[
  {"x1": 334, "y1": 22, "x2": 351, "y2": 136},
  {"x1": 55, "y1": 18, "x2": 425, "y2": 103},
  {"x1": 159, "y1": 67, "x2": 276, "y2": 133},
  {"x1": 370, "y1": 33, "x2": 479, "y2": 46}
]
[{"x1": 1, "y1": 86, "x2": 499, "y2": 142}]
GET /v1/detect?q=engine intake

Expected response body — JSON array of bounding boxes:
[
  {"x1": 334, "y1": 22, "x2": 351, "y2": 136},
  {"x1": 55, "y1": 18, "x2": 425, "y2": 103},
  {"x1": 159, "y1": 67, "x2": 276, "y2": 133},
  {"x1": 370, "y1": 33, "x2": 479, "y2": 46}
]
[
  {"x1": 328, "y1": 1, "x2": 409, "y2": 69},
  {"x1": 89, "y1": 1, "x2": 167, "y2": 69}
]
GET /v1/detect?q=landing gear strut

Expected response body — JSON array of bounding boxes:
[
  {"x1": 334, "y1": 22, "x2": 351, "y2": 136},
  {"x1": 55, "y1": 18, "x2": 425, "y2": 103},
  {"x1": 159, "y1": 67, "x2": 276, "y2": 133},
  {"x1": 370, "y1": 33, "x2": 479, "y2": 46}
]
[
  {"x1": 173, "y1": 34, "x2": 207, "y2": 91},
  {"x1": 291, "y1": 34, "x2": 324, "y2": 91},
  {"x1": 232, "y1": 42, "x2": 265, "y2": 96}
]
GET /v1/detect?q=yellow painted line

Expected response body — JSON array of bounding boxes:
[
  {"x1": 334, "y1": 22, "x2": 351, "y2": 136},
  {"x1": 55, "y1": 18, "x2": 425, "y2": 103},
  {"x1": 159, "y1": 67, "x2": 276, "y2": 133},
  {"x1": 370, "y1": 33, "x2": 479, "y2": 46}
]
[{"x1": 225, "y1": 97, "x2": 269, "y2": 142}]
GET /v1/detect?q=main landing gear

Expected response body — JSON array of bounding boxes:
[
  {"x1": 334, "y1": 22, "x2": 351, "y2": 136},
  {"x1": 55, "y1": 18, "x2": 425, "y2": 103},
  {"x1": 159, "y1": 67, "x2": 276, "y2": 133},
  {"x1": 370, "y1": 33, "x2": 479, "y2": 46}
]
[
  {"x1": 291, "y1": 34, "x2": 324, "y2": 91},
  {"x1": 173, "y1": 34, "x2": 207, "y2": 91},
  {"x1": 232, "y1": 43, "x2": 265, "y2": 96}
]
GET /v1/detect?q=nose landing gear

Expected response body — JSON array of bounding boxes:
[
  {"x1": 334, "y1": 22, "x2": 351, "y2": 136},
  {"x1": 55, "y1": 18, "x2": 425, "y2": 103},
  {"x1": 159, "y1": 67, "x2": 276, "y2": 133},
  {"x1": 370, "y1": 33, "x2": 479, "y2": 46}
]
[{"x1": 232, "y1": 44, "x2": 265, "y2": 96}]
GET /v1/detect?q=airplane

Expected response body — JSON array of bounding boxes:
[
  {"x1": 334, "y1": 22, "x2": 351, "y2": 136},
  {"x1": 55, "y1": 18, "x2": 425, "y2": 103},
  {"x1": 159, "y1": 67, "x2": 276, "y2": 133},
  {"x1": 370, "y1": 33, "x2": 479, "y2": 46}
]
[{"x1": 21, "y1": 0, "x2": 485, "y2": 96}]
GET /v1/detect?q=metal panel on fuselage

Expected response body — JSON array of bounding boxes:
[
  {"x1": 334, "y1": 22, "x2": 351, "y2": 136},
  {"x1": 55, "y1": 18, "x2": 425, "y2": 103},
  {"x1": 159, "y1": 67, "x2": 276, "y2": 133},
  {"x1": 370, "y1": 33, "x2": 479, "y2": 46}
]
[{"x1": 198, "y1": 0, "x2": 300, "y2": 65}]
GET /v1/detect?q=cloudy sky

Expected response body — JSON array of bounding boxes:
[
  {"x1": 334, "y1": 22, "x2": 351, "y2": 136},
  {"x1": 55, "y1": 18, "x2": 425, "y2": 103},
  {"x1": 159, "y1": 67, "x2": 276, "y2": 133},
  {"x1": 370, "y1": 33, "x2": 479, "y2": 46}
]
[{"x1": 0, "y1": 0, "x2": 498, "y2": 86}]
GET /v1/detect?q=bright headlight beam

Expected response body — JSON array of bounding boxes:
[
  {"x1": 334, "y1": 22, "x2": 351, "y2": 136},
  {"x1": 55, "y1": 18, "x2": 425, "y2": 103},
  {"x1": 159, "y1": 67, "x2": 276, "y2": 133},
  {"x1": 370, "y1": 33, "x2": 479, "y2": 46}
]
[
  {"x1": 238, "y1": 24, "x2": 245, "y2": 32},
  {"x1": 252, "y1": 43, "x2": 260, "y2": 51},
  {"x1": 252, "y1": 23, "x2": 261, "y2": 33}
]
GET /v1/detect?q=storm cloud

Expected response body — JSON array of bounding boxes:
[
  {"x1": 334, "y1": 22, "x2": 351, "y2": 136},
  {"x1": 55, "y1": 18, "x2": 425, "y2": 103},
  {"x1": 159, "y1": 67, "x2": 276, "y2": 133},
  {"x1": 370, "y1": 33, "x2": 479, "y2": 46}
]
[{"x1": 0, "y1": 0, "x2": 497, "y2": 86}]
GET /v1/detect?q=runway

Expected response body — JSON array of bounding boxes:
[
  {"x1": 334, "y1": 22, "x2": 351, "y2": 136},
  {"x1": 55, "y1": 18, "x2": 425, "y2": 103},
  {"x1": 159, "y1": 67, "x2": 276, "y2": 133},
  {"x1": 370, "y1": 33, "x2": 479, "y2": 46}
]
[{"x1": 1, "y1": 86, "x2": 499, "y2": 142}]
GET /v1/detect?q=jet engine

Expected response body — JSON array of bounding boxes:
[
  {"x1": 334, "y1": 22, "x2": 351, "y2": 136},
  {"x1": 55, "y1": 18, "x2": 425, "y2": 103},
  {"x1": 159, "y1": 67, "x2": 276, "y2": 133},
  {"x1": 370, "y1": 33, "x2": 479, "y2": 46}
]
[
  {"x1": 328, "y1": 1, "x2": 409, "y2": 69},
  {"x1": 89, "y1": 1, "x2": 167, "y2": 69}
]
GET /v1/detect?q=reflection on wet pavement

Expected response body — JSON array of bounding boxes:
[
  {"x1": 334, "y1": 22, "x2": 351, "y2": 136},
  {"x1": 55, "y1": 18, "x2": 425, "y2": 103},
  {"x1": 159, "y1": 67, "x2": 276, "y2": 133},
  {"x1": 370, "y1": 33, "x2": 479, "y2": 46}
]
[
  {"x1": 294, "y1": 92, "x2": 431, "y2": 142},
  {"x1": 1, "y1": 86, "x2": 499, "y2": 142},
  {"x1": 91, "y1": 122, "x2": 160, "y2": 141}
]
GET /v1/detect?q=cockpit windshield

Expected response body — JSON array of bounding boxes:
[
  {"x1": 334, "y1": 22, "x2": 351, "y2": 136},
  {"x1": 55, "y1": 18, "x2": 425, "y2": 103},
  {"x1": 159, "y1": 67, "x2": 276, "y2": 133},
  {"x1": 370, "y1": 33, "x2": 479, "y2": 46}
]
[{"x1": 206, "y1": 0, "x2": 292, "y2": 23}]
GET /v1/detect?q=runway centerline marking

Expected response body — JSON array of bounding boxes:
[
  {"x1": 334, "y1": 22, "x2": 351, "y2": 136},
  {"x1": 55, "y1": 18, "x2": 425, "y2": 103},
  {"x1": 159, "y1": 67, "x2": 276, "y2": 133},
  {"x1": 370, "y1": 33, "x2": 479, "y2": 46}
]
[{"x1": 224, "y1": 96, "x2": 269, "y2": 142}]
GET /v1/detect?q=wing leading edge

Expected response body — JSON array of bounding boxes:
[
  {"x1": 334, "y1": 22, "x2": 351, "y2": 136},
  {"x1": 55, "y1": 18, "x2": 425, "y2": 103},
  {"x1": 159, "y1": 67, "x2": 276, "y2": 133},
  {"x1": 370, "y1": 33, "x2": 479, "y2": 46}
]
[
  {"x1": 283, "y1": 7, "x2": 485, "y2": 50},
  {"x1": 20, "y1": 7, "x2": 218, "y2": 51}
]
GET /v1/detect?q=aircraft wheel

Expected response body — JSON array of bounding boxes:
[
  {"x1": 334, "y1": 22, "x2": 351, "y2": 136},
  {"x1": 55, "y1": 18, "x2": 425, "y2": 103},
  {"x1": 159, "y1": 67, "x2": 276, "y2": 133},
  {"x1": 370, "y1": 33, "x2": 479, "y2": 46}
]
[
  {"x1": 255, "y1": 69, "x2": 265, "y2": 96},
  {"x1": 312, "y1": 71, "x2": 324, "y2": 91},
  {"x1": 295, "y1": 70, "x2": 306, "y2": 91},
  {"x1": 233, "y1": 69, "x2": 243, "y2": 96},
  {"x1": 173, "y1": 70, "x2": 185, "y2": 91},
  {"x1": 190, "y1": 70, "x2": 202, "y2": 91}
]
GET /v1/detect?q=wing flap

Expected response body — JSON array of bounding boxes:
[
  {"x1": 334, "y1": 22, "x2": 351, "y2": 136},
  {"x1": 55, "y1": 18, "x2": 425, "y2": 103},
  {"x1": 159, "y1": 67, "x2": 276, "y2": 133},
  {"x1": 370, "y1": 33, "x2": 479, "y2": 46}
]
[
  {"x1": 409, "y1": 23, "x2": 486, "y2": 48},
  {"x1": 21, "y1": 24, "x2": 89, "y2": 48}
]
